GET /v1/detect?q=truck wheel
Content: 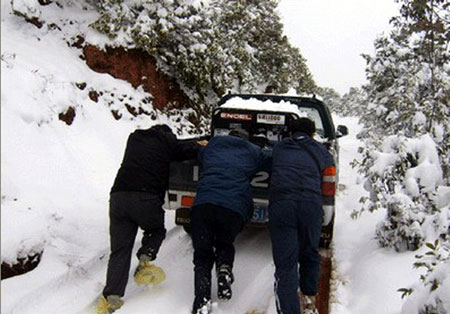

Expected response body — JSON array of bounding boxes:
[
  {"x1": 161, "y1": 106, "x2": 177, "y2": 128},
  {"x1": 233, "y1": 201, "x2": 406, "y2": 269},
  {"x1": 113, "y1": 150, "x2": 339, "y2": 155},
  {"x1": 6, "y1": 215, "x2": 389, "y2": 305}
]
[{"x1": 183, "y1": 225, "x2": 192, "y2": 234}]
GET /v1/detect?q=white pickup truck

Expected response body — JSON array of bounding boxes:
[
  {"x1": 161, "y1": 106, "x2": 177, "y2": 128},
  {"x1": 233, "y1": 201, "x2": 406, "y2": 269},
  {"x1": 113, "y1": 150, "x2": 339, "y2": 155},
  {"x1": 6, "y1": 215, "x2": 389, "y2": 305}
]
[{"x1": 167, "y1": 93, "x2": 348, "y2": 248}]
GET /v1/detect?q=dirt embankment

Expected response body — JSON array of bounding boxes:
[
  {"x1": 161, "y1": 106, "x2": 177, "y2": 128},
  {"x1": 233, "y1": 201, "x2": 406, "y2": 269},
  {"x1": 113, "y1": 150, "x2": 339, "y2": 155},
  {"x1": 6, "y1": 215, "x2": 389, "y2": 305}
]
[{"x1": 83, "y1": 45, "x2": 190, "y2": 111}]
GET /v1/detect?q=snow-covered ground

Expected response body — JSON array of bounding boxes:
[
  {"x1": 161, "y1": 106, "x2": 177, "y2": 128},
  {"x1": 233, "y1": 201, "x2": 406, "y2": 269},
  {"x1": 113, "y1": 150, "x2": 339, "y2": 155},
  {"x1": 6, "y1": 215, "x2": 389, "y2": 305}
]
[
  {"x1": 330, "y1": 117, "x2": 424, "y2": 314},
  {"x1": 1, "y1": 1, "x2": 439, "y2": 314}
]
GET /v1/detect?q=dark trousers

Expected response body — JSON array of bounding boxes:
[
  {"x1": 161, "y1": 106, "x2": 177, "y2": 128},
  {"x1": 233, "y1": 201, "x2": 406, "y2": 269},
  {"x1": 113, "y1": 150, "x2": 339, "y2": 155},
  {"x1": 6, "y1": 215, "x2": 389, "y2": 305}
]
[
  {"x1": 103, "y1": 191, "x2": 166, "y2": 297},
  {"x1": 191, "y1": 203, "x2": 243, "y2": 302},
  {"x1": 269, "y1": 199, "x2": 322, "y2": 314}
]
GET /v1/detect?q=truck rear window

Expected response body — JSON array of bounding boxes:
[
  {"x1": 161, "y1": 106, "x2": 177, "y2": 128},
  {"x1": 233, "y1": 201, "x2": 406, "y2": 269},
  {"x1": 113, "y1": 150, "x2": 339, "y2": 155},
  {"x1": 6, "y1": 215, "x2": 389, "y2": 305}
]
[{"x1": 212, "y1": 106, "x2": 325, "y2": 146}]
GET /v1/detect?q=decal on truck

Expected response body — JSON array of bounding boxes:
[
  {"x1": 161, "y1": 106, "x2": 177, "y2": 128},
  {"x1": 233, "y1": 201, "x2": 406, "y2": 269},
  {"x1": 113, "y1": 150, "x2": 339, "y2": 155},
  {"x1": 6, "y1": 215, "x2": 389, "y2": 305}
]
[{"x1": 220, "y1": 112, "x2": 253, "y2": 121}]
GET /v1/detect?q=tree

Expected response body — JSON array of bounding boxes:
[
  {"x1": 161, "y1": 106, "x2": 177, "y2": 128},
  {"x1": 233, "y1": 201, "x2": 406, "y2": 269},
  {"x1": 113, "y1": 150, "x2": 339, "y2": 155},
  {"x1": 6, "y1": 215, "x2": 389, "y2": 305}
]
[
  {"x1": 354, "y1": 1, "x2": 449, "y2": 310},
  {"x1": 315, "y1": 87, "x2": 341, "y2": 113},
  {"x1": 354, "y1": 0, "x2": 449, "y2": 248},
  {"x1": 339, "y1": 87, "x2": 368, "y2": 117},
  {"x1": 359, "y1": 0, "x2": 449, "y2": 174},
  {"x1": 90, "y1": 0, "x2": 317, "y2": 109}
]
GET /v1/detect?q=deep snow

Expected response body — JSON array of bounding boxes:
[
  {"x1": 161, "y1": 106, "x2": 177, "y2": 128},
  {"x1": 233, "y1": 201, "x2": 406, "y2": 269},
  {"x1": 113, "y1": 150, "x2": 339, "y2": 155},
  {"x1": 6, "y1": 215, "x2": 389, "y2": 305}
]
[{"x1": 1, "y1": 1, "x2": 443, "y2": 314}]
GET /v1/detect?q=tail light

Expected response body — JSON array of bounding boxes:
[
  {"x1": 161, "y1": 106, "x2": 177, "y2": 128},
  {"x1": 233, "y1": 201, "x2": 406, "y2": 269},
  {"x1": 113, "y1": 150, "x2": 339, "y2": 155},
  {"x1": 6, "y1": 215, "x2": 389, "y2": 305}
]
[
  {"x1": 181, "y1": 195, "x2": 195, "y2": 207},
  {"x1": 322, "y1": 166, "x2": 336, "y2": 196}
]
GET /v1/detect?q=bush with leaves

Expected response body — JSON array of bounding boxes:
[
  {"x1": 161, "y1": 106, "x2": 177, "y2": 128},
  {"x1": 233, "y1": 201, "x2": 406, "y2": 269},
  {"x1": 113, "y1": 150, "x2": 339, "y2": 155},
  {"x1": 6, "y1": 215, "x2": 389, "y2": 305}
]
[
  {"x1": 354, "y1": 134, "x2": 447, "y2": 251},
  {"x1": 399, "y1": 239, "x2": 450, "y2": 313}
]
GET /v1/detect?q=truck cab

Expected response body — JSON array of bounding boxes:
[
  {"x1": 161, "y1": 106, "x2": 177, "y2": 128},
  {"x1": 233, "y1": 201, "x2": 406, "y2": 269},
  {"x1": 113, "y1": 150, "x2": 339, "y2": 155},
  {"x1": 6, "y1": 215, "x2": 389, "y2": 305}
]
[{"x1": 167, "y1": 94, "x2": 347, "y2": 248}]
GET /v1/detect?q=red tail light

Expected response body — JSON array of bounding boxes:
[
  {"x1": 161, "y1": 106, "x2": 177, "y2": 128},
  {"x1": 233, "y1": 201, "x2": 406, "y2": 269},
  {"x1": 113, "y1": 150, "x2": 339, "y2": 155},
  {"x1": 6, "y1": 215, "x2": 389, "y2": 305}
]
[
  {"x1": 181, "y1": 195, "x2": 195, "y2": 207},
  {"x1": 322, "y1": 166, "x2": 336, "y2": 196}
]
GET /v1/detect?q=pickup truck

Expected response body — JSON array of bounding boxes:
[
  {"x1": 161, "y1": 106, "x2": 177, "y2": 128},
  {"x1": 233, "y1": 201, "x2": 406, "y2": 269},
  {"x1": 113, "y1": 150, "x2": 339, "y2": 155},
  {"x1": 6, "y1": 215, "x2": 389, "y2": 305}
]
[{"x1": 167, "y1": 93, "x2": 348, "y2": 248}]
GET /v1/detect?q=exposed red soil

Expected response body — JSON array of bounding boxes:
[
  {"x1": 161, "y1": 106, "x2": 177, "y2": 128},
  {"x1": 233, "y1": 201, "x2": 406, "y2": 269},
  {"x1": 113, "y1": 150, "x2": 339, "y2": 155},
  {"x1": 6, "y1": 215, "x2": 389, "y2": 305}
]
[{"x1": 83, "y1": 45, "x2": 190, "y2": 110}]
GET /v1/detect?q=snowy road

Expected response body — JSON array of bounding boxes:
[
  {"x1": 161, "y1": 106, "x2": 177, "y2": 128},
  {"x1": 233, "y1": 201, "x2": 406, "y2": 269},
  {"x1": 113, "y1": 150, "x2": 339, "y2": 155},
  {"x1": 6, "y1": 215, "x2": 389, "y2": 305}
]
[{"x1": 2, "y1": 213, "x2": 277, "y2": 314}]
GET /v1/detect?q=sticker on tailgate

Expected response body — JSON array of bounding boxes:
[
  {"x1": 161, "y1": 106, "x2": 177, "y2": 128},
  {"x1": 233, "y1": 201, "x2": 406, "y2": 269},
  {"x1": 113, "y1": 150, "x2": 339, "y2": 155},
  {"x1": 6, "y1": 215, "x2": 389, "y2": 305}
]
[
  {"x1": 220, "y1": 112, "x2": 253, "y2": 121},
  {"x1": 256, "y1": 113, "x2": 285, "y2": 125}
]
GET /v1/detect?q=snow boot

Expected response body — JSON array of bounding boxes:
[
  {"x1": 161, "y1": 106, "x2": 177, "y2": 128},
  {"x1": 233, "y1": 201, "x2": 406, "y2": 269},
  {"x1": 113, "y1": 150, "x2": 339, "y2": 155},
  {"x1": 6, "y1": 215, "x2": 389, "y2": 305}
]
[
  {"x1": 134, "y1": 254, "x2": 166, "y2": 285},
  {"x1": 216, "y1": 264, "x2": 234, "y2": 301},
  {"x1": 192, "y1": 296, "x2": 212, "y2": 314},
  {"x1": 95, "y1": 295, "x2": 124, "y2": 314},
  {"x1": 300, "y1": 295, "x2": 318, "y2": 314}
]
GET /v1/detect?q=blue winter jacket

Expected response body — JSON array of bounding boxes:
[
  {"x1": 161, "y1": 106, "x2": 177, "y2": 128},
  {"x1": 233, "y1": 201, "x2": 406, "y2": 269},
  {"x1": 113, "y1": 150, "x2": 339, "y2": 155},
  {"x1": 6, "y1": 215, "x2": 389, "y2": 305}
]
[
  {"x1": 193, "y1": 135, "x2": 270, "y2": 221},
  {"x1": 269, "y1": 132, "x2": 334, "y2": 203}
]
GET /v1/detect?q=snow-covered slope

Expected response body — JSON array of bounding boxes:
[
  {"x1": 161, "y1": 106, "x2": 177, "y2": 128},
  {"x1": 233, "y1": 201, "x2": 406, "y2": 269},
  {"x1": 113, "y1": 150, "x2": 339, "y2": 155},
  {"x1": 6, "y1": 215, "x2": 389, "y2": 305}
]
[{"x1": 1, "y1": 2, "x2": 275, "y2": 313}]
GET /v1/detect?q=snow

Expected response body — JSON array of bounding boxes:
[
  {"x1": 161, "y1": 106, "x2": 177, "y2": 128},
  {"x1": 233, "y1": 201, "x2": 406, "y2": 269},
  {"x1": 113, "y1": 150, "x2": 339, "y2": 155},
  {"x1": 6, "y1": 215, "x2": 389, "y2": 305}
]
[
  {"x1": 330, "y1": 117, "x2": 424, "y2": 314},
  {"x1": 2, "y1": 1, "x2": 449, "y2": 314},
  {"x1": 219, "y1": 97, "x2": 304, "y2": 116}
]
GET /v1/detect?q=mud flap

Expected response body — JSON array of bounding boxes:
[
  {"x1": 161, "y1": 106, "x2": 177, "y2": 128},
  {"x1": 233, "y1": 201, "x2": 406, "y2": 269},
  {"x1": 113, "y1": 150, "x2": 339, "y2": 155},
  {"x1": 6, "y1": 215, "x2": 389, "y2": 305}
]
[{"x1": 175, "y1": 207, "x2": 191, "y2": 227}]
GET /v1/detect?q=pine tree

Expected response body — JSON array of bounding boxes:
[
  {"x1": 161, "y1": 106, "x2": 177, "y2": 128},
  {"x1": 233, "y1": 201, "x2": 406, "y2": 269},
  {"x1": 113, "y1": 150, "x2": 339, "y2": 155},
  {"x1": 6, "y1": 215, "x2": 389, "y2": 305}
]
[
  {"x1": 340, "y1": 87, "x2": 368, "y2": 117},
  {"x1": 315, "y1": 87, "x2": 341, "y2": 113}
]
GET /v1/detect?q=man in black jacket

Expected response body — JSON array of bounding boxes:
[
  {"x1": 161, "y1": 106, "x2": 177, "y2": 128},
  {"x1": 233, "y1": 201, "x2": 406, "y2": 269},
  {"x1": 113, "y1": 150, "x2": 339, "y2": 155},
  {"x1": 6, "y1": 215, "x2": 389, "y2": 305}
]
[{"x1": 97, "y1": 124, "x2": 204, "y2": 314}]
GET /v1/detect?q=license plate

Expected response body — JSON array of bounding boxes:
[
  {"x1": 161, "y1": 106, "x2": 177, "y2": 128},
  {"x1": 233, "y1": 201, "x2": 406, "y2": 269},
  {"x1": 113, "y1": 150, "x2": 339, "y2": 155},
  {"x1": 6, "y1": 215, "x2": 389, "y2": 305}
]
[
  {"x1": 256, "y1": 113, "x2": 285, "y2": 125},
  {"x1": 252, "y1": 206, "x2": 268, "y2": 223}
]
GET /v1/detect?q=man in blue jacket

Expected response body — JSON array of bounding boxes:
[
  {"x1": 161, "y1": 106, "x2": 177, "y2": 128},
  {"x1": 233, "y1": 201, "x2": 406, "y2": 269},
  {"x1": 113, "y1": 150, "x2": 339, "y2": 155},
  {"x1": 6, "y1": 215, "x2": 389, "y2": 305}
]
[
  {"x1": 269, "y1": 118, "x2": 334, "y2": 314},
  {"x1": 190, "y1": 128, "x2": 270, "y2": 314}
]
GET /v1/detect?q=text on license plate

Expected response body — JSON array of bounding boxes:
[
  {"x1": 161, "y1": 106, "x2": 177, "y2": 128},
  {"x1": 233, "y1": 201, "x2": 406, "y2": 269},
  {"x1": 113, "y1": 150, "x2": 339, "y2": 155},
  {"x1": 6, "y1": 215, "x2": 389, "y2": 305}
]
[{"x1": 252, "y1": 206, "x2": 268, "y2": 223}]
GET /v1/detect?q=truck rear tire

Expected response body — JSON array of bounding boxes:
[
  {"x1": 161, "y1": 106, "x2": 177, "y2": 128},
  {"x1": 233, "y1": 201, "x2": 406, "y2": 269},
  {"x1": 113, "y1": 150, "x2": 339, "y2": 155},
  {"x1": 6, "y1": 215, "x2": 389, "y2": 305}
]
[{"x1": 183, "y1": 225, "x2": 192, "y2": 234}]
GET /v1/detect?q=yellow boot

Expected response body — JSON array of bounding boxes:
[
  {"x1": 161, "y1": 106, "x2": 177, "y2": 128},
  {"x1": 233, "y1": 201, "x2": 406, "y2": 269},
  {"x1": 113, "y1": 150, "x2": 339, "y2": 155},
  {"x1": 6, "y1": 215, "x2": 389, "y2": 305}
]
[
  {"x1": 134, "y1": 256, "x2": 166, "y2": 285},
  {"x1": 299, "y1": 294, "x2": 319, "y2": 314},
  {"x1": 95, "y1": 295, "x2": 124, "y2": 314}
]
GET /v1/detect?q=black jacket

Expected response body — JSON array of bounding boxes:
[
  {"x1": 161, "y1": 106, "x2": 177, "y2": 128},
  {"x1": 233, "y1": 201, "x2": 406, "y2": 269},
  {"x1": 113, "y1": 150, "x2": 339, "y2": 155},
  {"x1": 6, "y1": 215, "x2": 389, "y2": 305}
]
[{"x1": 111, "y1": 125, "x2": 200, "y2": 197}]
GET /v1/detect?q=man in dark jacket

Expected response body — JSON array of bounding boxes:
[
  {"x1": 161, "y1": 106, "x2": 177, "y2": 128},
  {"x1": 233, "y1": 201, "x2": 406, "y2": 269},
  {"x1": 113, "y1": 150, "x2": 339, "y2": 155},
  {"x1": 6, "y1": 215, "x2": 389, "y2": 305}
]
[
  {"x1": 190, "y1": 128, "x2": 270, "y2": 314},
  {"x1": 97, "y1": 124, "x2": 203, "y2": 314},
  {"x1": 269, "y1": 118, "x2": 334, "y2": 314}
]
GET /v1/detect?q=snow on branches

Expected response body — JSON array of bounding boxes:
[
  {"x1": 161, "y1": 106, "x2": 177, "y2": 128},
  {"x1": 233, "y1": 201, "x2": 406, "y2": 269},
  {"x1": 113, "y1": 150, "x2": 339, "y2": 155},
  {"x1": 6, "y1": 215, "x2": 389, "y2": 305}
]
[
  {"x1": 353, "y1": 0, "x2": 450, "y2": 311},
  {"x1": 89, "y1": 0, "x2": 316, "y2": 106}
]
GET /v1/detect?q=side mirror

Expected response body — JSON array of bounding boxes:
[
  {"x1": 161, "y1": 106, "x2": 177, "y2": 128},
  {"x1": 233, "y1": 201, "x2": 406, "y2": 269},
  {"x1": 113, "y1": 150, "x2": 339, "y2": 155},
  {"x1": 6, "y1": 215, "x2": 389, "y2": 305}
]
[{"x1": 336, "y1": 125, "x2": 348, "y2": 138}]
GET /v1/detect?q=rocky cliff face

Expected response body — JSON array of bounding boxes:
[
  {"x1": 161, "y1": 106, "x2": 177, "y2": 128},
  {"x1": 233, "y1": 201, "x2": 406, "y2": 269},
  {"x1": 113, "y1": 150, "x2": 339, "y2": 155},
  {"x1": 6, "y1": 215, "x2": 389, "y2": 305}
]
[{"x1": 83, "y1": 45, "x2": 190, "y2": 111}]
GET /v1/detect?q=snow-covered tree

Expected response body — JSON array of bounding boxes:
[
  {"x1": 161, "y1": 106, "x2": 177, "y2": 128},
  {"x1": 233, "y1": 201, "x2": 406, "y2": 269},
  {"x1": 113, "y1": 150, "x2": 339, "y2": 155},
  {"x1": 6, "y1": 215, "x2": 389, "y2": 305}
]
[
  {"x1": 358, "y1": 0, "x2": 449, "y2": 173},
  {"x1": 339, "y1": 87, "x2": 368, "y2": 117},
  {"x1": 315, "y1": 86, "x2": 341, "y2": 113},
  {"x1": 354, "y1": 0, "x2": 450, "y2": 310},
  {"x1": 90, "y1": 0, "x2": 316, "y2": 109},
  {"x1": 355, "y1": 0, "x2": 449, "y2": 238}
]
